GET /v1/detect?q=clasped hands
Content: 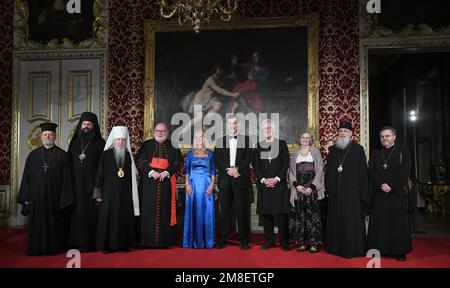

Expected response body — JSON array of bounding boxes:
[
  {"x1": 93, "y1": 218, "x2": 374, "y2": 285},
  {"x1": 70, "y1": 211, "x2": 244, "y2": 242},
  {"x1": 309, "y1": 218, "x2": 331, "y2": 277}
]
[
  {"x1": 226, "y1": 167, "x2": 241, "y2": 178},
  {"x1": 262, "y1": 178, "x2": 279, "y2": 188},
  {"x1": 296, "y1": 185, "x2": 313, "y2": 196},
  {"x1": 381, "y1": 183, "x2": 392, "y2": 193},
  {"x1": 149, "y1": 170, "x2": 170, "y2": 182}
]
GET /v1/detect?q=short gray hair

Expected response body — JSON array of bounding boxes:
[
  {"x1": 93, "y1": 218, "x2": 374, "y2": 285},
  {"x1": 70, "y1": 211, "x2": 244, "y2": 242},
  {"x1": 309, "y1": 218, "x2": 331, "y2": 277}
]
[{"x1": 298, "y1": 131, "x2": 314, "y2": 146}]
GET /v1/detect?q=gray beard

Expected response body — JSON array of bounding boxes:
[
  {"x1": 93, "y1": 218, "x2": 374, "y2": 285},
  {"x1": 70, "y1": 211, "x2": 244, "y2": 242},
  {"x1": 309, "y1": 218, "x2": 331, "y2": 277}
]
[
  {"x1": 43, "y1": 140, "x2": 54, "y2": 148},
  {"x1": 335, "y1": 136, "x2": 351, "y2": 150},
  {"x1": 114, "y1": 147, "x2": 126, "y2": 164}
]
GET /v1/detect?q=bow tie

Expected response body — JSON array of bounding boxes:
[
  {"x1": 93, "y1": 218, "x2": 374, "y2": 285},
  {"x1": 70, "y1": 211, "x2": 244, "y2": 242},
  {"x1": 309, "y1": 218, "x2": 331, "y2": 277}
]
[{"x1": 229, "y1": 135, "x2": 237, "y2": 139}]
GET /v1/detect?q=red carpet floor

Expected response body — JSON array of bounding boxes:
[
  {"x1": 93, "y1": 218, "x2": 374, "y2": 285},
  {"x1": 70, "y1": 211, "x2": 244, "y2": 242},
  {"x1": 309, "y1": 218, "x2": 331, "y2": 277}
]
[{"x1": 1, "y1": 228, "x2": 449, "y2": 268}]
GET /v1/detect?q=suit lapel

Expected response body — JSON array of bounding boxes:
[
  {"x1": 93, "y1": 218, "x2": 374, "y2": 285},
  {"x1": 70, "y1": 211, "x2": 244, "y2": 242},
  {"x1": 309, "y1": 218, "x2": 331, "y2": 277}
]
[{"x1": 223, "y1": 136, "x2": 230, "y2": 163}]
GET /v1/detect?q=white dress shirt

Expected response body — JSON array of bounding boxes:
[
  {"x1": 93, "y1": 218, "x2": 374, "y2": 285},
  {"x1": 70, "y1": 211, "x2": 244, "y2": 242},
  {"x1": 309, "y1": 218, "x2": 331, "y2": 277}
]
[{"x1": 229, "y1": 134, "x2": 238, "y2": 167}]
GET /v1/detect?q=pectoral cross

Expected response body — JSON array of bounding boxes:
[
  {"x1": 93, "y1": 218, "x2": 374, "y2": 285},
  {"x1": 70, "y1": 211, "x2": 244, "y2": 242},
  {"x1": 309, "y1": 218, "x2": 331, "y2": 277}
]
[
  {"x1": 42, "y1": 163, "x2": 49, "y2": 172},
  {"x1": 382, "y1": 163, "x2": 388, "y2": 170}
]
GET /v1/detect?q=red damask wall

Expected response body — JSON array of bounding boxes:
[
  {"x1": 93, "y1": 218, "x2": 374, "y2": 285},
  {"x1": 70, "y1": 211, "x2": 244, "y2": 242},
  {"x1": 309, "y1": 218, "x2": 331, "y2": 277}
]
[
  {"x1": 108, "y1": 0, "x2": 360, "y2": 155},
  {"x1": 0, "y1": 0, "x2": 360, "y2": 183},
  {"x1": 0, "y1": 0, "x2": 13, "y2": 183}
]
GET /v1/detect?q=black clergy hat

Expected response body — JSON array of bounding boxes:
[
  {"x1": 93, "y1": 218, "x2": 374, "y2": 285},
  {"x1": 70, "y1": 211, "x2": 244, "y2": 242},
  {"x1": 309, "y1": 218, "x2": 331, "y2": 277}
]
[
  {"x1": 40, "y1": 122, "x2": 58, "y2": 132},
  {"x1": 338, "y1": 121, "x2": 353, "y2": 131},
  {"x1": 80, "y1": 111, "x2": 98, "y2": 124}
]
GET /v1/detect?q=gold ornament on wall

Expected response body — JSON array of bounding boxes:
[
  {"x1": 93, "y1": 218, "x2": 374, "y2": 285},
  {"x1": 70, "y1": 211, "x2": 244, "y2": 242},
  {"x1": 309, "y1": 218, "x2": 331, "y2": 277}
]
[
  {"x1": 159, "y1": 0, "x2": 238, "y2": 33},
  {"x1": 27, "y1": 125, "x2": 43, "y2": 151}
]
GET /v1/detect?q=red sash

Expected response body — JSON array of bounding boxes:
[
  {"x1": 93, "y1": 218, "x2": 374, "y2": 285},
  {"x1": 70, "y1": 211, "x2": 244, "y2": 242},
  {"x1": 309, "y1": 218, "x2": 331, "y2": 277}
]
[{"x1": 150, "y1": 157, "x2": 177, "y2": 226}]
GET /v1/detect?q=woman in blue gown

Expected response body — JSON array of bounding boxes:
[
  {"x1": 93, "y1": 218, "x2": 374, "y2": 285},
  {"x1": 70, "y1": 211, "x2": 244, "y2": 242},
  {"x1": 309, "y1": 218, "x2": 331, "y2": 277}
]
[{"x1": 183, "y1": 131, "x2": 216, "y2": 248}]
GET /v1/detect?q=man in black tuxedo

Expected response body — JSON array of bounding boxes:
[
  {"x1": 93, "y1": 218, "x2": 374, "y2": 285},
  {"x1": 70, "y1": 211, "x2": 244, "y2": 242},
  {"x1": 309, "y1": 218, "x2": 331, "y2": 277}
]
[
  {"x1": 214, "y1": 116, "x2": 253, "y2": 250},
  {"x1": 253, "y1": 119, "x2": 290, "y2": 251}
]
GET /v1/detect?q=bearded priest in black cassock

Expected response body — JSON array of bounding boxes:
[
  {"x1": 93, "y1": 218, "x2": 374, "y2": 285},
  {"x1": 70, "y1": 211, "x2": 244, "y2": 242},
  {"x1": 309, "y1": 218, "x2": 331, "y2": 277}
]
[
  {"x1": 17, "y1": 122, "x2": 74, "y2": 255},
  {"x1": 325, "y1": 121, "x2": 369, "y2": 258},
  {"x1": 367, "y1": 126, "x2": 412, "y2": 261},
  {"x1": 139, "y1": 122, "x2": 182, "y2": 248},
  {"x1": 93, "y1": 126, "x2": 140, "y2": 252},
  {"x1": 68, "y1": 112, "x2": 105, "y2": 251}
]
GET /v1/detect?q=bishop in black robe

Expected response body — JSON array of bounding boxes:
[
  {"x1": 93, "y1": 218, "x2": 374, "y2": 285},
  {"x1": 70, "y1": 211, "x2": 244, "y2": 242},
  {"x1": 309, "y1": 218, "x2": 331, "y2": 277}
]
[
  {"x1": 325, "y1": 121, "x2": 369, "y2": 258},
  {"x1": 139, "y1": 126, "x2": 182, "y2": 248},
  {"x1": 367, "y1": 129, "x2": 412, "y2": 260},
  {"x1": 94, "y1": 126, "x2": 138, "y2": 252},
  {"x1": 68, "y1": 112, "x2": 105, "y2": 251},
  {"x1": 17, "y1": 123, "x2": 73, "y2": 256},
  {"x1": 253, "y1": 137, "x2": 290, "y2": 250}
]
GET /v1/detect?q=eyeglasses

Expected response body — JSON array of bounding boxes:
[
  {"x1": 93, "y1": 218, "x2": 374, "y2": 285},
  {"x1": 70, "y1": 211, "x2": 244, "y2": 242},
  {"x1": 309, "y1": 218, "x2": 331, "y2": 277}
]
[{"x1": 155, "y1": 130, "x2": 168, "y2": 133}]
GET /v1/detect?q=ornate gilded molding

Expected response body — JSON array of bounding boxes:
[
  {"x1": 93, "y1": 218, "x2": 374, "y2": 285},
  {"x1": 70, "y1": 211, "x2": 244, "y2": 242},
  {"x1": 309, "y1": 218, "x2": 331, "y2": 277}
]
[
  {"x1": 360, "y1": 0, "x2": 450, "y2": 38},
  {"x1": 14, "y1": 0, "x2": 108, "y2": 50},
  {"x1": 359, "y1": 0, "x2": 450, "y2": 155},
  {"x1": 359, "y1": 35, "x2": 450, "y2": 155},
  {"x1": 144, "y1": 15, "x2": 321, "y2": 148}
]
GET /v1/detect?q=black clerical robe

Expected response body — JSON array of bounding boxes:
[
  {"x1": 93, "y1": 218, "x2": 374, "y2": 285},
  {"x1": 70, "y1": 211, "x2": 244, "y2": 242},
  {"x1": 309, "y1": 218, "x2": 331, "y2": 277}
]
[
  {"x1": 94, "y1": 149, "x2": 136, "y2": 251},
  {"x1": 138, "y1": 139, "x2": 182, "y2": 247},
  {"x1": 253, "y1": 139, "x2": 290, "y2": 215},
  {"x1": 367, "y1": 145, "x2": 412, "y2": 256},
  {"x1": 325, "y1": 142, "x2": 369, "y2": 258},
  {"x1": 68, "y1": 135, "x2": 105, "y2": 250},
  {"x1": 17, "y1": 146, "x2": 73, "y2": 256}
]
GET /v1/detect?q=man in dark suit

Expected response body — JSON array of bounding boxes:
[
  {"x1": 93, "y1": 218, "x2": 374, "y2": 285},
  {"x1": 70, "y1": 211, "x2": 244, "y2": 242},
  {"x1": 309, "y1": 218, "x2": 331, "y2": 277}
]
[
  {"x1": 253, "y1": 119, "x2": 290, "y2": 251},
  {"x1": 214, "y1": 116, "x2": 253, "y2": 250}
]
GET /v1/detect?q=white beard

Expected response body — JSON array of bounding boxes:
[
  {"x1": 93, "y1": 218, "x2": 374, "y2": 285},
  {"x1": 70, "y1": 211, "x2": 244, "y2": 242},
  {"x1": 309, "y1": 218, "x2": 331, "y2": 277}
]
[
  {"x1": 114, "y1": 146, "x2": 126, "y2": 164},
  {"x1": 335, "y1": 136, "x2": 351, "y2": 150}
]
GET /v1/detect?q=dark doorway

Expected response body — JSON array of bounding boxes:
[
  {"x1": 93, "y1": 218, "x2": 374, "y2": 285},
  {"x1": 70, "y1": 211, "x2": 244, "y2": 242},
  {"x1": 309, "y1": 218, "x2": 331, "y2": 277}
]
[{"x1": 368, "y1": 51, "x2": 450, "y2": 234}]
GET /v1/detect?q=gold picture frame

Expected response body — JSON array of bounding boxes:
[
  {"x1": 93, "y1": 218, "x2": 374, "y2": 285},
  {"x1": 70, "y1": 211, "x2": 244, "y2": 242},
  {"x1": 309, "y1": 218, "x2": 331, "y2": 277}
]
[
  {"x1": 144, "y1": 15, "x2": 320, "y2": 152},
  {"x1": 14, "y1": 0, "x2": 108, "y2": 50}
]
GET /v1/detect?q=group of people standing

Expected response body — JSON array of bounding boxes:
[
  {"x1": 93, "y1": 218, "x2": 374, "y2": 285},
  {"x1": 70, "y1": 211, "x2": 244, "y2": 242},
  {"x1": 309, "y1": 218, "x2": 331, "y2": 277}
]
[{"x1": 18, "y1": 113, "x2": 412, "y2": 262}]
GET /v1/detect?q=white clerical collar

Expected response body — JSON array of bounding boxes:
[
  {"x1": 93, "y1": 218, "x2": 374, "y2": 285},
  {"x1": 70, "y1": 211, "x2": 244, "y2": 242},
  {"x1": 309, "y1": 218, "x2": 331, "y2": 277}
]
[{"x1": 266, "y1": 138, "x2": 274, "y2": 143}]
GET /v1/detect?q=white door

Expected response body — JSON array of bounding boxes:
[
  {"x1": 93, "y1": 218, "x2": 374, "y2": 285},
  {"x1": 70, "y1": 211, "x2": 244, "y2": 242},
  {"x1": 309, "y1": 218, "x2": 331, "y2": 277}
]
[{"x1": 7, "y1": 55, "x2": 106, "y2": 226}]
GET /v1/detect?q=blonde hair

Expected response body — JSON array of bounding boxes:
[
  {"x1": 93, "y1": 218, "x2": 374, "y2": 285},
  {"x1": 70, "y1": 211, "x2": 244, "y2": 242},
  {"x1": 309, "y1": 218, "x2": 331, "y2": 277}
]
[{"x1": 298, "y1": 131, "x2": 314, "y2": 146}]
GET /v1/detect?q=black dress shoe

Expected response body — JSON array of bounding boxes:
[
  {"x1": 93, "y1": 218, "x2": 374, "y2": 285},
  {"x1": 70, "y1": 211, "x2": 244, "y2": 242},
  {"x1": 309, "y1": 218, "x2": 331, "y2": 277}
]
[
  {"x1": 215, "y1": 242, "x2": 226, "y2": 249},
  {"x1": 396, "y1": 255, "x2": 407, "y2": 261},
  {"x1": 261, "y1": 243, "x2": 275, "y2": 250},
  {"x1": 240, "y1": 243, "x2": 250, "y2": 250}
]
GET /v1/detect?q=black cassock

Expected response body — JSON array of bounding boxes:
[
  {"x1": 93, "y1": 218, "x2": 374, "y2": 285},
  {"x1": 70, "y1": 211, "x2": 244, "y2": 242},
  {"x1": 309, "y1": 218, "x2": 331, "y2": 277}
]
[
  {"x1": 253, "y1": 139, "x2": 290, "y2": 246},
  {"x1": 138, "y1": 139, "x2": 182, "y2": 247},
  {"x1": 325, "y1": 142, "x2": 369, "y2": 258},
  {"x1": 17, "y1": 146, "x2": 73, "y2": 256},
  {"x1": 94, "y1": 149, "x2": 136, "y2": 251},
  {"x1": 253, "y1": 139, "x2": 290, "y2": 215},
  {"x1": 367, "y1": 145, "x2": 412, "y2": 256},
  {"x1": 68, "y1": 135, "x2": 105, "y2": 250}
]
